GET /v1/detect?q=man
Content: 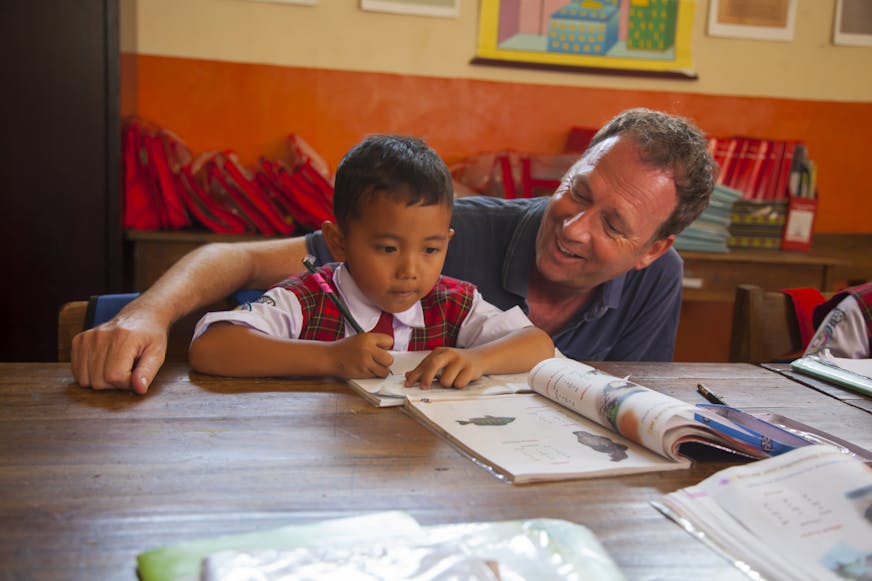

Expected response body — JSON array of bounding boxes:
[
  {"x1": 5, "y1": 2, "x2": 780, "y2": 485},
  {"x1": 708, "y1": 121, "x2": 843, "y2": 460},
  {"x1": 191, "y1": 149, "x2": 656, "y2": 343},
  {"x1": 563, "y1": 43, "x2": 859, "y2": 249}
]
[{"x1": 72, "y1": 108, "x2": 716, "y2": 394}]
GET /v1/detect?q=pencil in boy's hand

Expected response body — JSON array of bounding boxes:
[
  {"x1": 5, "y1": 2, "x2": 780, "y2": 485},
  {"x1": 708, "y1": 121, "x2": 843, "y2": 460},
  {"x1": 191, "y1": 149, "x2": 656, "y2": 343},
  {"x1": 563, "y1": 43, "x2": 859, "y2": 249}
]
[
  {"x1": 302, "y1": 256, "x2": 394, "y2": 375},
  {"x1": 697, "y1": 383, "x2": 728, "y2": 406},
  {"x1": 301, "y1": 256, "x2": 365, "y2": 334}
]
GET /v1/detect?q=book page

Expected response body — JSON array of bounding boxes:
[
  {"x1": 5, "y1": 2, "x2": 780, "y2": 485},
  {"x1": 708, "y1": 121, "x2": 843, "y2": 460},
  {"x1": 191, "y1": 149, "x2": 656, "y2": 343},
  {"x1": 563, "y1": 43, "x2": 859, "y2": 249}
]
[
  {"x1": 658, "y1": 445, "x2": 872, "y2": 580},
  {"x1": 349, "y1": 352, "x2": 530, "y2": 407},
  {"x1": 791, "y1": 352, "x2": 872, "y2": 397},
  {"x1": 527, "y1": 358, "x2": 704, "y2": 459},
  {"x1": 406, "y1": 393, "x2": 688, "y2": 484},
  {"x1": 823, "y1": 351, "x2": 872, "y2": 380}
]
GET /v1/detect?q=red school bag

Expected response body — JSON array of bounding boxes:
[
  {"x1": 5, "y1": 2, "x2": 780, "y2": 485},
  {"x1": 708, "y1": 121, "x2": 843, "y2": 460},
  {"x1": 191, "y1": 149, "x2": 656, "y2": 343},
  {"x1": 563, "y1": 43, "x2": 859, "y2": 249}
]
[
  {"x1": 142, "y1": 131, "x2": 191, "y2": 229},
  {"x1": 176, "y1": 163, "x2": 248, "y2": 234},
  {"x1": 219, "y1": 152, "x2": 295, "y2": 235},
  {"x1": 122, "y1": 119, "x2": 167, "y2": 229},
  {"x1": 258, "y1": 158, "x2": 333, "y2": 232}
]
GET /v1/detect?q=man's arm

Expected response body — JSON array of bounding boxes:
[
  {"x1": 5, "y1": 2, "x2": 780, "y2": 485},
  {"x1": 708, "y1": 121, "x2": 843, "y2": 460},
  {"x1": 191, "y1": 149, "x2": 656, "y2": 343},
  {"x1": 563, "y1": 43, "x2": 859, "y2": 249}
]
[{"x1": 71, "y1": 236, "x2": 311, "y2": 394}]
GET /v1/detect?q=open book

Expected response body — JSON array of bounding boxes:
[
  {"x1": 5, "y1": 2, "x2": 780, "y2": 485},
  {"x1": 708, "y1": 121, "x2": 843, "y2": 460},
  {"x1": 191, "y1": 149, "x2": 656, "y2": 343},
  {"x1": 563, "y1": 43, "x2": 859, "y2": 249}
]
[
  {"x1": 653, "y1": 445, "x2": 872, "y2": 581},
  {"x1": 347, "y1": 351, "x2": 530, "y2": 407},
  {"x1": 404, "y1": 358, "x2": 819, "y2": 484}
]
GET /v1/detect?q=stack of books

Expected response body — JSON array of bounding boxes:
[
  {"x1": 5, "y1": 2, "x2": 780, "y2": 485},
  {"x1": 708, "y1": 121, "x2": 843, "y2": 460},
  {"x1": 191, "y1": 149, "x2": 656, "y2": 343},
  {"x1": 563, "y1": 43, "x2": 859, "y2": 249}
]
[
  {"x1": 674, "y1": 184, "x2": 742, "y2": 253},
  {"x1": 709, "y1": 136, "x2": 803, "y2": 202},
  {"x1": 708, "y1": 136, "x2": 819, "y2": 252},
  {"x1": 728, "y1": 198, "x2": 788, "y2": 250}
]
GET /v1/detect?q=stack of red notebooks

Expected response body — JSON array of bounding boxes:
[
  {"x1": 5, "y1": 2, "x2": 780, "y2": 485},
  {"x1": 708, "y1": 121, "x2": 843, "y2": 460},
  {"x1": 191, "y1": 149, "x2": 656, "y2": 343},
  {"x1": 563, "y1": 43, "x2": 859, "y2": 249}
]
[
  {"x1": 122, "y1": 118, "x2": 334, "y2": 235},
  {"x1": 710, "y1": 136, "x2": 817, "y2": 252}
]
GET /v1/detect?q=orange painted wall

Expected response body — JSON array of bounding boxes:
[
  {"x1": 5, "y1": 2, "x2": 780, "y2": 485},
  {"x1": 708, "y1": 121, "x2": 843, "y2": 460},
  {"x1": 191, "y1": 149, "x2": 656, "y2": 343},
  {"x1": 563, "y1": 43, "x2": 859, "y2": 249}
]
[{"x1": 135, "y1": 54, "x2": 872, "y2": 233}]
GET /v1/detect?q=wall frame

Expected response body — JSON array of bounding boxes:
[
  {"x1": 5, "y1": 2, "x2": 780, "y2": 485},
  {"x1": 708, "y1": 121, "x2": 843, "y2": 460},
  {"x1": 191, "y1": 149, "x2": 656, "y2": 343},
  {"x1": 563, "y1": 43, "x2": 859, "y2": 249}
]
[
  {"x1": 707, "y1": 0, "x2": 797, "y2": 42},
  {"x1": 361, "y1": 0, "x2": 459, "y2": 18},
  {"x1": 472, "y1": 0, "x2": 696, "y2": 79},
  {"x1": 248, "y1": 0, "x2": 318, "y2": 5},
  {"x1": 833, "y1": 0, "x2": 872, "y2": 47}
]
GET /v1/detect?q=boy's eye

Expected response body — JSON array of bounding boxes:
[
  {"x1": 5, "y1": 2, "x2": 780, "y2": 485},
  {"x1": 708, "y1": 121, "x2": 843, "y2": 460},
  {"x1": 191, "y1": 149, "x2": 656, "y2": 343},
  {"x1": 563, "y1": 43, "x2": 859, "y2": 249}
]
[
  {"x1": 424, "y1": 246, "x2": 441, "y2": 255},
  {"x1": 377, "y1": 245, "x2": 398, "y2": 254}
]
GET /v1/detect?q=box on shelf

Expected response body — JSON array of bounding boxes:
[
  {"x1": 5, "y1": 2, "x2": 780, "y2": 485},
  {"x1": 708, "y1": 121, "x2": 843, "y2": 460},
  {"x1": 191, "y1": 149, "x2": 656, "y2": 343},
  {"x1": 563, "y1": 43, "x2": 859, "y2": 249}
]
[{"x1": 780, "y1": 195, "x2": 818, "y2": 252}]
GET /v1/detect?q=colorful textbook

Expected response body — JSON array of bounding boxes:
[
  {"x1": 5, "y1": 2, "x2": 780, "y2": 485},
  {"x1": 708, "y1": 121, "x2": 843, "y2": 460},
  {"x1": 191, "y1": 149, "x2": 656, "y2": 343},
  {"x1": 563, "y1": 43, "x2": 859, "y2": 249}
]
[
  {"x1": 403, "y1": 358, "x2": 830, "y2": 484},
  {"x1": 654, "y1": 445, "x2": 872, "y2": 581}
]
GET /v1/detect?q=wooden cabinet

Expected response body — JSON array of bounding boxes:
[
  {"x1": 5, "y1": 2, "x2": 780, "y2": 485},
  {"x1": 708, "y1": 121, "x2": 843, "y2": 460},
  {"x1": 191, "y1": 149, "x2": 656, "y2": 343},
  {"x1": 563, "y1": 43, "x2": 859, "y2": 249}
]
[
  {"x1": 674, "y1": 249, "x2": 850, "y2": 362},
  {"x1": 679, "y1": 249, "x2": 847, "y2": 302}
]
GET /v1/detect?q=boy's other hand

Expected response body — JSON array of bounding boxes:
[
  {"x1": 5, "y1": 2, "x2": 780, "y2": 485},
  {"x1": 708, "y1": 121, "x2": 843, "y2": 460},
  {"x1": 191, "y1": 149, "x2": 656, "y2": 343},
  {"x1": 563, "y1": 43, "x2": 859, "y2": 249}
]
[
  {"x1": 329, "y1": 334, "x2": 394, "y2": 379},
  {"x1": 404, "y1": 348, "x2": 485, "y2": 389}
]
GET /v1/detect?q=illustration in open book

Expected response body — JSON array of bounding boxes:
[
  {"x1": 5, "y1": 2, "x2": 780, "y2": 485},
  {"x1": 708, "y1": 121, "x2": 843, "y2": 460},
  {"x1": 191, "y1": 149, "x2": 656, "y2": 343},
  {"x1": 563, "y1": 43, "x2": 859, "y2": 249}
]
[{"x1": 405, "y1": 358, "x2": 865, "y2": 484}]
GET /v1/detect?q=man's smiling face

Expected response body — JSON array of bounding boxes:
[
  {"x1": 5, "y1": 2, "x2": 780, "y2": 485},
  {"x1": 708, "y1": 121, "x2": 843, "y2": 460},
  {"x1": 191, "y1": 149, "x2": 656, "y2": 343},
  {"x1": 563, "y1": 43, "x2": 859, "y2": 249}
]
[{"x1": 534, "y1": 134, "x2": 678, "y2": 293}]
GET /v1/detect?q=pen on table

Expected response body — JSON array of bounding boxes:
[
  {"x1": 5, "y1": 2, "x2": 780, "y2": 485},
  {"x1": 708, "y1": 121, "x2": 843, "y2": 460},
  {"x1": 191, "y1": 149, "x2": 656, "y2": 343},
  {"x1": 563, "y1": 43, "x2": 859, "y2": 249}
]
[
  {"x1": 301, "y1": 256, "x2": 394, "y2": 374},
  {"x1": 697, "y1": 383, "x2": 728, "y2": 406}
]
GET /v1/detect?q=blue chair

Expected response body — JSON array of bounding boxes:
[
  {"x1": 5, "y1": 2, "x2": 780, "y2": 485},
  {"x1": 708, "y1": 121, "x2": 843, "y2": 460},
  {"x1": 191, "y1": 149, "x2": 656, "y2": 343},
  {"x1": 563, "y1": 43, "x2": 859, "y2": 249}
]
[{"x1": 85, "y1": 293, "x2": 141, "y2": 328}]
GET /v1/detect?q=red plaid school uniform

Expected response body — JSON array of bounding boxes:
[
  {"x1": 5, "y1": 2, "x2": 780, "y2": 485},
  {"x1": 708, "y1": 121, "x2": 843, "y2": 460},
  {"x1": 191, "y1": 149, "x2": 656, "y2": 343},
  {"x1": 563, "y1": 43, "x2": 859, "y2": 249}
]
[{"x1": 273, "y1": 263, "x2": 476, "y2": 350}]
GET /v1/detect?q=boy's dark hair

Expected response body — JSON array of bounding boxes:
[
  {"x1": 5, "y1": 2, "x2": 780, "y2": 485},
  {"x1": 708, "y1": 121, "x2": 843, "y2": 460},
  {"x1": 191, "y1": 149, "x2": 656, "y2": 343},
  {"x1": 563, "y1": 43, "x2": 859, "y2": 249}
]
[
  {"x1": 332, "y1": 134, "x2": 453, "y2": 230},
  {"x1": 587, "y1": 108, "x2": 717, "y2": 241}
]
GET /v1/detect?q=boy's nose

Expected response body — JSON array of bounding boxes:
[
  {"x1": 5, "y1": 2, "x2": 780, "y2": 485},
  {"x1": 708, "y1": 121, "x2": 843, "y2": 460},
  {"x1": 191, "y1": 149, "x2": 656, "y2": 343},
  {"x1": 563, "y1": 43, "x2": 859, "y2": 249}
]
[{"x1": 396, "y1": 253, "x2": 417, "y2": 279}]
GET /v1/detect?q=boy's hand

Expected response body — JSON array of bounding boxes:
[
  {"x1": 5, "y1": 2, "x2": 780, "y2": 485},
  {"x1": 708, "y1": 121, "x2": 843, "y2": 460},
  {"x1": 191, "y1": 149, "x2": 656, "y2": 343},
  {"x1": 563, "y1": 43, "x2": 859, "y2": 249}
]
[
  {"x1": 328, "y1": 333, "x2": 394, "y2": 379},
  {"x1": 404, "y1": 347, "x2": 485, "y2": 389}
]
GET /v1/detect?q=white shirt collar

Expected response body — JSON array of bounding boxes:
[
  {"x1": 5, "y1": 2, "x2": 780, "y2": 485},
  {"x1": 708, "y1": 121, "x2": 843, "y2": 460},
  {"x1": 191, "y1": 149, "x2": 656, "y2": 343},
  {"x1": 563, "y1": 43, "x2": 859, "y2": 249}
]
[{"x1": 331, "y1": 263, "x2": 424, "y2": 332}]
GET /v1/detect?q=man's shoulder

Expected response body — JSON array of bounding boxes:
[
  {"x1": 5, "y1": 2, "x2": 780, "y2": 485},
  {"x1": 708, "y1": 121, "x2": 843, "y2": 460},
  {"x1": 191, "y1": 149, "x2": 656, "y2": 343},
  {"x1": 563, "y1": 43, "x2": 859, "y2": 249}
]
[{"x1": 454, "y1": 195, "x2": 547, "y2": 216}]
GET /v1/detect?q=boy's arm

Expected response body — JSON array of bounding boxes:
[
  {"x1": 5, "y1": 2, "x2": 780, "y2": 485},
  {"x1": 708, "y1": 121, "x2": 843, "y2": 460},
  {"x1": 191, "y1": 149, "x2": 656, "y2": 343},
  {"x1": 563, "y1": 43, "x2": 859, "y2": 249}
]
[
  {"x1": 71, "y1": 237, "x2": 311, "y2": 394},
  {"x1": 405, "y1": 327, "x2": 554, "y2": 388},
  {"x1": 189, "y1": 323, "x2": 396, "y2": 379}
]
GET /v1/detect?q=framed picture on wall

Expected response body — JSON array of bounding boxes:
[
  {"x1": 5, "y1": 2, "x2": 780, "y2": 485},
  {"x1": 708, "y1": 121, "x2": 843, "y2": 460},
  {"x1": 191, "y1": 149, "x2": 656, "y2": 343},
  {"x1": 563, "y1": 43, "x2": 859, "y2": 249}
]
[
  {"x1": 472, "y1": 0, "x2": 697, "y2": 78},
  {"x1": 707, "y1": 0, "x2": 797, "y2": 41},
  {"x1": 361, "y1": 0, "x2": 459, "y2": 18},
  {"x1": 833, "y1": 0, "x2": 872, "y2": 47},
  {"x1": 246, "y1": 0, "x2": 317, "y2": 5}
]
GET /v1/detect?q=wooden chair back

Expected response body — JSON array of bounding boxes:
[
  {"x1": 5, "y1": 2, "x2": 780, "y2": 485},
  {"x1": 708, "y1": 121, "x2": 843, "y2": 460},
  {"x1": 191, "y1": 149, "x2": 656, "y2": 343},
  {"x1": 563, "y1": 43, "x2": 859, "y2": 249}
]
[
  {"x1": 728, "y1": 284, "x2": 833, "y2": 363},
  {"x1": 58, "y1": 301, "x2": 89, "y2": 362}
]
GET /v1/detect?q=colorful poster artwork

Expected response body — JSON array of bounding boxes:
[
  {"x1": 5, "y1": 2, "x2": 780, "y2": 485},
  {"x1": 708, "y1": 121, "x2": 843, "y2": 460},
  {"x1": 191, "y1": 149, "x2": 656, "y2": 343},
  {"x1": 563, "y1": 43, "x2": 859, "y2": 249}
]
[{"x1": 474, "y1": 0, "x2": 696, "y2": 77}]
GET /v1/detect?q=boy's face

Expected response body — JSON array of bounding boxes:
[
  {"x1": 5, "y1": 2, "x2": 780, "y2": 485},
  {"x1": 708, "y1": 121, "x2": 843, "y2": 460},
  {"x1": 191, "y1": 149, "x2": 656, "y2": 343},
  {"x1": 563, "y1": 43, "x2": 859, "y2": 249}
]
[{"x1": 324, "y1": 192, "x2": 454, "y2": 314}]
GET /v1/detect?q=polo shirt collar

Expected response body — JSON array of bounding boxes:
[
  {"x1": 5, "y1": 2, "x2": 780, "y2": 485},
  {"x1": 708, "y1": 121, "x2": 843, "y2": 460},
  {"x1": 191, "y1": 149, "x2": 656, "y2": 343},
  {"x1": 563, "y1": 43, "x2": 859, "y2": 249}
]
[{"x1": 502, "y1": 197, "x2": 624, "y2": 324}]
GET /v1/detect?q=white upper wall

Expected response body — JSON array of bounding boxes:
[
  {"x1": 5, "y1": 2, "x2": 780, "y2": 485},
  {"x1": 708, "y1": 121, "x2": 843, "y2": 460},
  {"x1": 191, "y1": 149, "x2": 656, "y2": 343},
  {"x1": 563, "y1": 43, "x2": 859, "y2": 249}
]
[{"x1": 130, "y1": 0, "x2": 872, "y2": 102}]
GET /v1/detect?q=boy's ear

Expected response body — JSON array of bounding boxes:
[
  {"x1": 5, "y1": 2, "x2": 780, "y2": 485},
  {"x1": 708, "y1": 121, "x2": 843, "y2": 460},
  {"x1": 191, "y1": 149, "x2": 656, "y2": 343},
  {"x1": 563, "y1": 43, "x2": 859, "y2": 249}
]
[
  {"x1": 321, "y1": 221, "x2": 347, "y2": 261},
  {"x1": 448, "y1": 228, "x2": 455, "y2": 242}
]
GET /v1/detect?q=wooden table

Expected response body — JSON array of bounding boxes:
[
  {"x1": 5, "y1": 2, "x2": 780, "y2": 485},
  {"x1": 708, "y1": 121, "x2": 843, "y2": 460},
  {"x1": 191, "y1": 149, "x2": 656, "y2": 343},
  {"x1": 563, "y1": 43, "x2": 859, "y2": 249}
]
[{"x1": 1, "y1": 362, "x2": 870, "y2": 580}]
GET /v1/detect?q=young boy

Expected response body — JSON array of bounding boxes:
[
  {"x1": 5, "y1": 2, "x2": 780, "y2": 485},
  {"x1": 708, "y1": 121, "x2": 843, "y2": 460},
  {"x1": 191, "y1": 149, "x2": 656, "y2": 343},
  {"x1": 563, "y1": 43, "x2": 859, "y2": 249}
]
[{"x1": 189, "y1": 134, "x2": 554, "y2": 388}]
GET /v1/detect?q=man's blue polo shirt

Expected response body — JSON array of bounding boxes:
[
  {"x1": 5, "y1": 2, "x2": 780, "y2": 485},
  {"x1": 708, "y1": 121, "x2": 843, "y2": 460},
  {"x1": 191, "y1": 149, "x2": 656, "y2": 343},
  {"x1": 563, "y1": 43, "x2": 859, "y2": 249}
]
[{"x1": 305, "y1": 196, "x2": 683, "y2": 361}]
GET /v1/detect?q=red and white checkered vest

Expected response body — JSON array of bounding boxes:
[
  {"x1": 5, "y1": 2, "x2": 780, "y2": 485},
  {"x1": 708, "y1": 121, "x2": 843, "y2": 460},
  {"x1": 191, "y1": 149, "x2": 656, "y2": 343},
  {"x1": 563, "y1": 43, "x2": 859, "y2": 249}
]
[{"x1": 273, "y1": 263, "x2": 476, "y2": 350}]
